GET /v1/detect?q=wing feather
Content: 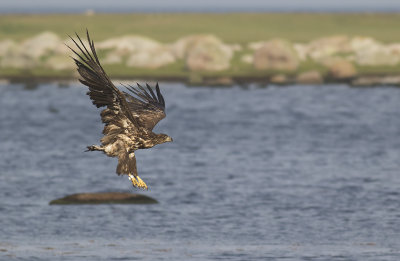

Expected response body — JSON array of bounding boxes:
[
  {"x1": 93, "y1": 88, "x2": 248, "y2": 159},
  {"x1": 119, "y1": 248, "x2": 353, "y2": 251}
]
[
  {"x1": 155, "y1": 83, "x2": 165, "y2": 106},
  {"x1": 67, "y1": 30, "x2": 138, "y2": 127},
  {"x1": 123, "y1": 83, "x2": 166, "y2": 131},
  {"x1": 69, "y1": 31, "x2": 168, "y2": 133},
  {"x1": 146, "y1": 83, "x2": 158, "y2": 100}
]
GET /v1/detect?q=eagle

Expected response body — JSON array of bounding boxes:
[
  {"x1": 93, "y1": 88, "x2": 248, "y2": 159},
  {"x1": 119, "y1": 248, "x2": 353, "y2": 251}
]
[{"x1": 67, "y1": 31, "x2": 173, "y2": 190}]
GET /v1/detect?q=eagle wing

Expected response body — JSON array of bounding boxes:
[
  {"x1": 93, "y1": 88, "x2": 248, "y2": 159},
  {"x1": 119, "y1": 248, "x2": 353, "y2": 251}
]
[
  {"x1": 67, "y1": 31, "x2": 138, "y2": 129},
  {"x1": 123, "y1": 83, "x2": 166, "y2": 131}
]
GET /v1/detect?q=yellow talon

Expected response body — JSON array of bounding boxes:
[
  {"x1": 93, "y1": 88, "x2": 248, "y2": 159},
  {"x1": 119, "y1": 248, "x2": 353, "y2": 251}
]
[
  {"x1": 136, "y1": 176, "x2": 148, "y2": 190},
  {"x1": 128, "y1": 174, "x2": 148, "y2": 190},
  {"x1": 128, "y1": 174, "x2": 139, "y2": 187}
]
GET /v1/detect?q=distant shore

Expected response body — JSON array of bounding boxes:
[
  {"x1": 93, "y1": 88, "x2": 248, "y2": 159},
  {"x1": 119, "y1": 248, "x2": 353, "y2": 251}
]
[
  {"x1": 1, "y1": 13, "x2": 400, "y2": 86},
  {"x1": 3, "y1": 74, "x2": 400, "y2": 88}
]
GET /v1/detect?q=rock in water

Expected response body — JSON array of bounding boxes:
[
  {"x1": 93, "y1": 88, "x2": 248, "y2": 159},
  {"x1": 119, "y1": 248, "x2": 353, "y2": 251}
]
[{"x1": 49, "y1": 192, "x2": 158, "y2": 205}]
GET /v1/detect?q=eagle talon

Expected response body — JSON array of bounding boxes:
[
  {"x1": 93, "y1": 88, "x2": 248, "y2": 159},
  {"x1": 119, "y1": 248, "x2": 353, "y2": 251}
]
[
  {"x1": 128, "y1": 174, "x2": 139, "y2": 188},
  {"x1": 136, "y1": 176, "x2": 148, "y2": 190},
  {"x1": 128, "y1": 174, "x2": 148, "y2": 190}
]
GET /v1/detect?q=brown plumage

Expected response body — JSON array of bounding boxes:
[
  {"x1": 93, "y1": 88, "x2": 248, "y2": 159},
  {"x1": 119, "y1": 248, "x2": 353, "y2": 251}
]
[{"x1": 67, "y1": 31, "x2": 172, "y2": 190}]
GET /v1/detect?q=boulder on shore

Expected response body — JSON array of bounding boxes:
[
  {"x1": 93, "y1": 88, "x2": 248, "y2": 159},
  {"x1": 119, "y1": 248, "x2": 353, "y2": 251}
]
[
  {"x1": 352, "y1": 75, "x2": 400, "y2": 86},
  {"x1": 97, "y1": 35, "x2": 162, "y2": 54},
  {"x1": 45, "y1": 55, "x2": 75, "y2": 70},
  {"x1": 0, "y1": 39, "x2": 16, "y2": 56},
  {"x1": 49, "y1": 192, "x2": 158, "y2": 205},
  {"x1": 0, "y1": 52, "x2": 37, "y2": 69},
  {"x1": 327, "y1": 59, "x2": 357, "y2": 79},
  {"x1": 182, "y1": 35, "x2": 233, "y2": 71},
  {"x1": 306, "y1": 35, "x2": 351, "y2": 61},
  {"x1": 296, "y1": 70, "x2": 323, "y2": 84},
  {"x1": 253, "y1": 39, "x2": 299, "y2": 71},
  {"x1": 241, "y1": 54, "x2": 253, "y2": 64},
  {"x1": 20, "y1": 31, "x2": 62, "y2": 59},
  {"x1": 126, "y1": 47, "x2": 176, "y2": 68},
  {"x1": 270, "y1": 74, "x2": 290, "y2": 84},
  {"x1": 97, "y1": 35, "x2": 177, "y2": 68},
  {"x1": 350, "y1": 36, "x2": 400, "y2": 66},
  {"x1": 102, "y1": 50, "x2": 123, "y2": 65}
]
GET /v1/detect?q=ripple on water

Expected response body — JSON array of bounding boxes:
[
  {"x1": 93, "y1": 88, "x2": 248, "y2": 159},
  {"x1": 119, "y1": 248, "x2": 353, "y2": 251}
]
[{"x1": 0, "y1": 83, "x2": 399, "y2": 260}]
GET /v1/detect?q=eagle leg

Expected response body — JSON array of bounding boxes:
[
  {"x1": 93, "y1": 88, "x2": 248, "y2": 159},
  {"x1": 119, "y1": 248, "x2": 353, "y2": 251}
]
[
  {"x1": 128, "y1": 174, "x2": 148, "y2": 190},
  {"x1": 86, "y1": 145, "x2": 104, "y2": 152}
]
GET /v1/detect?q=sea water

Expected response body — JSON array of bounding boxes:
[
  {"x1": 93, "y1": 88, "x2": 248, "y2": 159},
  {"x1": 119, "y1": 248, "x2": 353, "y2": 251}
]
[{"x1": 0, "y1": 82, "x2": 399, "y2": 260}]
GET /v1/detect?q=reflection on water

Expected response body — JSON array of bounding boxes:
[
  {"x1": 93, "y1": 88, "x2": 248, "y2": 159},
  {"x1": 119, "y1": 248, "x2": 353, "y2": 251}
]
[{"x1": 0, "y1": 82, "x2": 399, "y2": 260}]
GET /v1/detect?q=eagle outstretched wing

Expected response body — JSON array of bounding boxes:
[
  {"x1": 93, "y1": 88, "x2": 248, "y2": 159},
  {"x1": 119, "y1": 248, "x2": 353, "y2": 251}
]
[
  {"x1": 123, "y1": 83, "x2": 166, "y2": 131},
  {"x1": 67, "y1": 30, "x2": 166, "y2": 132}
]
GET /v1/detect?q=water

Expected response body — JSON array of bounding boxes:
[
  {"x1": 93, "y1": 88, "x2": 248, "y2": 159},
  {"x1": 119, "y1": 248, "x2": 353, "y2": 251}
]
[{"x1": 0, "y1": 82, "x2": 399, "y2": 260}]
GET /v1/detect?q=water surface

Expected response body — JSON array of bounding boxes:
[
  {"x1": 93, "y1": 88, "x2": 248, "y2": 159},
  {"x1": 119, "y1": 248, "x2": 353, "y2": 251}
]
[{"x1": 0, "y1": 83, "x2": 399, "y2": 260}]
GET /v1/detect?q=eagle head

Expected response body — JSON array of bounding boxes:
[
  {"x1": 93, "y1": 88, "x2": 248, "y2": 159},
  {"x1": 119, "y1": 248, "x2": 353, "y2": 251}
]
[{"x1": 157, "y1": 133, "x2": 173, "y2": 144}]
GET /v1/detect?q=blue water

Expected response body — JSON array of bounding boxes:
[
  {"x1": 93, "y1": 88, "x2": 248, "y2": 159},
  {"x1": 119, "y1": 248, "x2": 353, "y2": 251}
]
[{"x1": 0, "y1": 82, "x2": 400, "y2": 260}]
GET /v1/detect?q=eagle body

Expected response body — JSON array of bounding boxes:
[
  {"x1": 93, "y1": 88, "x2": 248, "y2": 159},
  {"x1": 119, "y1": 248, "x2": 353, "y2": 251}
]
[{"x1": 68, "y1": 31, "x2": 172, "y2": 189}]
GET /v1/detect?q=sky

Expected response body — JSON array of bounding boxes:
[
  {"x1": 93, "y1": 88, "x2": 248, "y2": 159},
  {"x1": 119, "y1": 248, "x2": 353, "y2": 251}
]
[{"x1": 1, "y1": 0, "x2": 400, "y2": 13}]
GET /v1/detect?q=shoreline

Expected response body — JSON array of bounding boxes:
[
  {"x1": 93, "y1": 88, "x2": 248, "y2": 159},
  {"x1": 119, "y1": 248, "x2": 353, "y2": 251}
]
[
  {"x1": 2, "y1": 14, "x2": 400, "y2": 86},
  {"x1": 2, "y1": 74, "x2": 400, "y2": 87}
]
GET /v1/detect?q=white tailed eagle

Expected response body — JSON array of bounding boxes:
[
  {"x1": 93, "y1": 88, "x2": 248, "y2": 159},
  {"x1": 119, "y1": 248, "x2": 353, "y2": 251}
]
[{"x1": 68, "y1": 31, "x2": 172, "y2": 190}]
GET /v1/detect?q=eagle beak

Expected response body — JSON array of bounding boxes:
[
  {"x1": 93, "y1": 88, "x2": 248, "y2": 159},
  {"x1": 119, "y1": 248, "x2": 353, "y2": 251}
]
[{"x1": 167, "y1": 137, "x2": 173, "y2": 142}]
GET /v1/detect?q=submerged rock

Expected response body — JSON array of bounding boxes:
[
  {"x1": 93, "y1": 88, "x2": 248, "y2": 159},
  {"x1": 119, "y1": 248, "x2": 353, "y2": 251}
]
[{"x1": 49, "y1": 192, "x2": 158, "y2": 205}]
